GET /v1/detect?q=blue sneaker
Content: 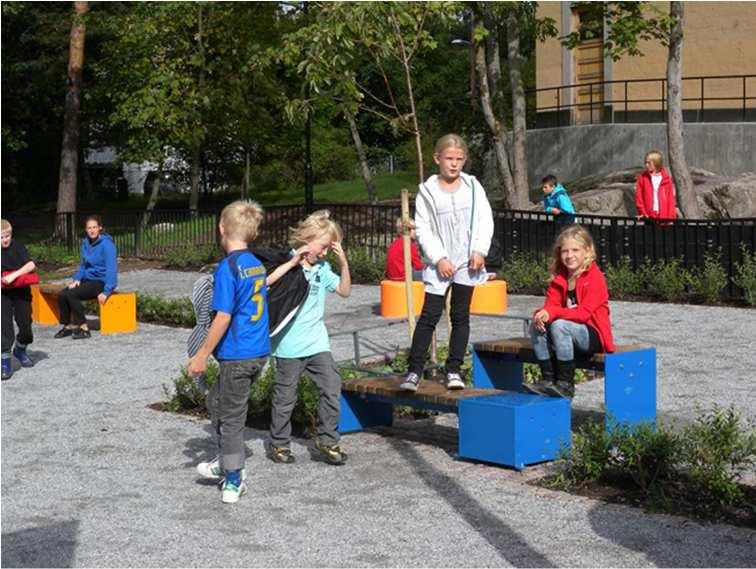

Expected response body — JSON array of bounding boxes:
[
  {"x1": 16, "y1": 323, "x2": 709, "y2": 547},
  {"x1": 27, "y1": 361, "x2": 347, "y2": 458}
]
[
  {"x1": 13, "y1": 346, "x2": 34, "y2": 368},
  {"x1": 1, "y1": 357, "x2": 12, "y2": 381},
  {"x1": 221, "y1": 470, "x2": 247, "y2": 504}
]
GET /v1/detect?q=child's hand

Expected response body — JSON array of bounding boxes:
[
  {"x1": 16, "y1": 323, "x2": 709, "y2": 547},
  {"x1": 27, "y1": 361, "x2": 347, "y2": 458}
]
[
  {"x1": 292, "y1": 245, "x2": 310, "y2": 265},
  {"x1": 187, "y1": 354, "x2": 207, "y2": 377},
  {"x1": 97, "y1": 293, "x2": 108, "y2": 305},
  {"x1": 533, "y1": 309, "x2": 549, "y2": 332},
  {"x1": 437, "y1": 258, "x2": 454, "y2": 278},
  {"x1": 68, "y1": 280, "x2": 81, "y2": 289},
  {"x1": 551, "y1": 207, "x2": 561, "y2": 215},
  {"x1": 468, "y1": 252, "x2": 485, "y2": 272},
  {"x1": 331, "y1": 241, "x2": 347, "y2": 261}
]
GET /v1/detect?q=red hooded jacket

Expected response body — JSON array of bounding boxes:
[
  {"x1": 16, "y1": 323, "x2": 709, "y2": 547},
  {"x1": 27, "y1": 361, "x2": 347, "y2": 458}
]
[
  {"x1": 635, "y1": 168, "x2": 676, "y2": 222},
  {"x1": 386, "y1": 236, "x2": 423, "y2": 280},
  {"x1": 538, "y1": 261, "x2": 615, "y2": 353}
]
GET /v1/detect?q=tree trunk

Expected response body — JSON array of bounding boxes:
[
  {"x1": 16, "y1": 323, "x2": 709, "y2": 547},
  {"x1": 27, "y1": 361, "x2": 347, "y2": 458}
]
[
  {"x1": 189, "y1": 147, "x2": 201, "y2": 212},
  {"x1": 475, "y1": 39, "x2": 516, "y2": 207},
  {"x1": 666, "y1": 1, "x2": 699, "y2": 219},
  {"x1": 142, "y1": 163, "x2": 163, "y2": 229},
  {"x1": 241, "y1": 148, "x2": 250, "y2": 200},
  {"x1": 346, "y1": 110, "x2": 377, "y2": 203},
  {"x1": 55, "y1": 1, "x2": 88, "y2": 239},
  {"x1": 506, "y1": 8, "x2": 530, "y2": 209}
]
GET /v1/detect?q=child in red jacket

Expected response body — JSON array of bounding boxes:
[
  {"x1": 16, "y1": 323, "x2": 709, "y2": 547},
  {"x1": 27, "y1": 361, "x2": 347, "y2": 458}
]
[
  {"x1": 385, "y1": 217, "x2": 423, "y2": 281},
  {"x1": 525, "y1": 225, "x2": 615, "y2": 399},
  {"x1": 635, "y1": 150, "x2": 676, "y2": 224}
]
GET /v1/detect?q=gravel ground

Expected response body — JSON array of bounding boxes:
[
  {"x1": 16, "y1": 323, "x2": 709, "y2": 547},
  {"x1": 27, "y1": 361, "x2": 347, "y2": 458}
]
[{"x1": 2, "y1": 269, "x2": 754, "y2": 567}]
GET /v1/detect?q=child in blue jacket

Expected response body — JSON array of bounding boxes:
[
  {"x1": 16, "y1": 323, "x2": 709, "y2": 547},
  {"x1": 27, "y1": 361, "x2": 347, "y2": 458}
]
[{"x1": 542, "y1": 175, "x2": 576, "y2": 223}]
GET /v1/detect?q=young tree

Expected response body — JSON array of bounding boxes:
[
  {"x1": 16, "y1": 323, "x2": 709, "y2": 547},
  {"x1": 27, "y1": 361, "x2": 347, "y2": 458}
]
[{"x1": 56, "y1": 1, "x2": 89, "y2": 239}]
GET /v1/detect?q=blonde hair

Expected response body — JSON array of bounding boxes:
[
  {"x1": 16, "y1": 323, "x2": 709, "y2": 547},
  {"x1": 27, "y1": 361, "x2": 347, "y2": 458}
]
[
  {"x1": 1, "y1": 219, "x2": 11, "y2": 233},
  {"x1": 395, "y1": 217, "x2": 416, "y2": 235},
  {"x1": 434, "y1": 133, "x2": 468, "y2": 157},
  {"x1": 550, "y1": 224, "x2": 596, "y2": 277},
  {"x1": 289, "y1": 209, "x2": 343, "y2": 248},
  {"x1": 645, "y1": 150, "x2": 664, "y2": 170},
  {"x1": 220, "y1": 200, "x2": 264, "y2": 243}
]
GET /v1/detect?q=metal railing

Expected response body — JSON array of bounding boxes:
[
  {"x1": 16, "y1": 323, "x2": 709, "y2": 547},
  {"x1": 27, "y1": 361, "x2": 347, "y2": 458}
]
[
  {"x1": 13, "y1": 203, "x2": 754, "y2": 299},
  {"x1": 527, "y1": 74, "x2": 756, "y2": 127}
]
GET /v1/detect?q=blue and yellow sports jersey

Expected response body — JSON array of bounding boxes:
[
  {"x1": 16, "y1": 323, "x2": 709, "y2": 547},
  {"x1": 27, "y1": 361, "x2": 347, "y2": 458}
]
[{"x1": 212, "y1": 250, "x2": 270, "y2": 360}]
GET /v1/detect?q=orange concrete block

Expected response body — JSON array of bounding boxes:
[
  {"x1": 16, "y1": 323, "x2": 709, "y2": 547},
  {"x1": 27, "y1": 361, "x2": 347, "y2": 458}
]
[
  {"x1": 470, "y1": 280, "x2": 508, "y2": 315},
  {"x1": 99, "y1": 292, "x2": 137, "y2": 334},
  {"x1": 31, "y1": 285, "x2": 61, "y2": 325},
  {"x1": 380, "y1": 280, "x2": 425, "y2": 318}
]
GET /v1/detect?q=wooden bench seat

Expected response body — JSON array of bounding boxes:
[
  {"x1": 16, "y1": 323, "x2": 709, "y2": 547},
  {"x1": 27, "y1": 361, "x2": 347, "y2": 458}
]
[
  {"x1": 472, "y1": 337, "x2": 656, "y2": 428},
  {"x1": 31, "y1": 284, "x2": 137, "y2": 334},
  {"x1": 339, "y1": 375, "x2": 571, "y2": 470}
]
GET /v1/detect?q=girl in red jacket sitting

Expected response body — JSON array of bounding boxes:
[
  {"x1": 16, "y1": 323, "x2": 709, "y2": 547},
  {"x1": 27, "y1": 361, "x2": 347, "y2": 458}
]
[
  {"x1": 525, "y1": 225, "x2": 615, "y2": 399},
  {"x1": 635, "y1": 150, "x2": 676, "y2": 224}
]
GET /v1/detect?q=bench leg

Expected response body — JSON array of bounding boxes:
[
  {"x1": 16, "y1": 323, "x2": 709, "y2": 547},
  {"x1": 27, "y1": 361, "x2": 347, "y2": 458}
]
[
  {"x1": 458, "y1": 394, "x2": 571, "y2": 470},
  {"x1": 99, "y1": 292, "x2": 137, "y2": 334},
  {"x1": 603, "y1": 348, "x2": 657, "y2": 430},
  {"x1": 338, "y1": 392, "x2": 393, "y2": 434},
  {"x1": 31, "y1": 286, "x2": 60, "y2": 326},
  {"x1": 472, "y1": 349, "x2": 523, "y2": 391}
]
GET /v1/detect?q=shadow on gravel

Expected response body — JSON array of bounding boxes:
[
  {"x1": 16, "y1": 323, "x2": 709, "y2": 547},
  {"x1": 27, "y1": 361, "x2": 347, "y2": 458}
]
[
  {"x1": 587, "y1": 504, "x2": 753, "y2": 568},
  {"x1": 2, "y1": 520, "x2": 79, "y2": 568},
  {"x1": 389, "y1": 438, "x2": 556, "y2": 567}
]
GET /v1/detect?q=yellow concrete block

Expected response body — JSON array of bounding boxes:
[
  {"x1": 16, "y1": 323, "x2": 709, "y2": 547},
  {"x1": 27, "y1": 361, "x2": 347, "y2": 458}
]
[
  {"x1": 99, "y1": 292, "x2": 137, "y2": 334},
  {"x1": 31, "y1": 285, "x2": 61, "y2": 325},
  {"x1": 470, "y1": 280, "x2": 508, "y2": 315},
  {"x1": 380, "y1": 280, "x2": 425, "y2": 318}
]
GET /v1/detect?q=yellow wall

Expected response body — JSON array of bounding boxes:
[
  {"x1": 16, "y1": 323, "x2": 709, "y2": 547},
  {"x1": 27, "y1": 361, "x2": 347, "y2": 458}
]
[{"x1": 536, "y1": 2, "x2": 756, "y2": 113}]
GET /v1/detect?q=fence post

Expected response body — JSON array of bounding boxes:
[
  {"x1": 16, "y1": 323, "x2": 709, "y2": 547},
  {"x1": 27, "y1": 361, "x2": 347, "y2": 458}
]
[
  {"x1": 135, "y1": 212, "x2": 142, "y2": 257},
  {"x1": 66, "y1": 212, "x2": 75, "y2": 253}
]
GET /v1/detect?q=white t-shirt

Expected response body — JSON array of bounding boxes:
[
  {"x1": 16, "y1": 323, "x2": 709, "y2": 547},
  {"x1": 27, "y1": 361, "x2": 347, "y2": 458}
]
[{"x1": 651, "y1": 173, "x2": 663, "y2": 213}]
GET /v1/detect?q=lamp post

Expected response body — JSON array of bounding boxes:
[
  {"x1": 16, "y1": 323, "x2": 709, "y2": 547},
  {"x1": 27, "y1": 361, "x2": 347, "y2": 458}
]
[
  {"x1": 304, "y1": 1, "x2": 314, "y2": 212},
  {"x1": 450, "y1": 37, "x2": 476, "y2": 110}
]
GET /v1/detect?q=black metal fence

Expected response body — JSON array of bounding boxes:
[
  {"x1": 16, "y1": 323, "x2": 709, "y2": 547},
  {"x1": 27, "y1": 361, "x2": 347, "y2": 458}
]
[{"x1": 14, "y1": 204, "x2": 755, "y2": 298}]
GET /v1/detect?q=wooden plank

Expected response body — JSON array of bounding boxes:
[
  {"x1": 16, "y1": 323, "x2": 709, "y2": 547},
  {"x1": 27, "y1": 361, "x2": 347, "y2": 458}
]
[
  {"x1": 473, "y1": 338, "x2": 650, "y2": 364},
  {"x1": 342, "y1": 376, "x2": 504, "y2": 408},
  {"x1": 38, "y1": 283, "x2": 66, "y2": 295}
]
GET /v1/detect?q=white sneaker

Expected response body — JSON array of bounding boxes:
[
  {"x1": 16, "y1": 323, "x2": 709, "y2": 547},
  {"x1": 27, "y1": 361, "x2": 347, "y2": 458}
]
[
  {"x1": 221, "y1": 478, "x2": 247, "y2": 504},
  {"x1": 446, "y1": 372, "x2": 465, "y2": 390},
  {"x1": 196, "y1": 456, "x2": 246, "y2": 481}
]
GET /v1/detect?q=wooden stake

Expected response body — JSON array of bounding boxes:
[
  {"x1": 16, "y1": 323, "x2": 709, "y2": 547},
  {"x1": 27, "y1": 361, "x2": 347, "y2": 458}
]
[{"x1": 400, "y1": 189, "x2": 415, "y2": 342}]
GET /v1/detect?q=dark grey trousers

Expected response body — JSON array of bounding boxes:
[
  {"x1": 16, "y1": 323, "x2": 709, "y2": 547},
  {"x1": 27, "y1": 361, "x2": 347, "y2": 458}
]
[
  {"x1": 270, "y1": 352, "x2": 341, "y2": 448},
  {"x1": 207, "y1": 357, "x2": 267, "y2": 472}
]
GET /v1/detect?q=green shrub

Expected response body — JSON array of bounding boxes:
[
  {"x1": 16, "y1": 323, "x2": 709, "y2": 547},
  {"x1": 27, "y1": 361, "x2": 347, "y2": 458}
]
[
  {"x1": 137, "y1": 294, "x2": 195, "y2": 327},
  {"x1": 733, "y1": 244, "x2": 756, "y2": 306},
  {"x1": 606, "y1": 256, "x2": 644, "y2": 298},
  {"x1": 643, "y1": 258, "x2": 690, "y2": 302},
  {"x1": 26, "y1": 243, "x2": 79, "y2": 266},
  {"x1": 163, "y1": 244, "x2": 220, "y2": 269},
  {"x1": 328, "y1": 246, "x2": 386, "y2": 284},
  {"x1": 688, "y1": 251, "x2": 728, "y2": 304},
  {"x1": 162, "y1": 360, "x2": 218, "y2": 413},
  {"x1": 680, "y1": 405, "x2": 756, "y2": 508},
  {"x1": 498, "y1": 252, "x2": 551, "y2": 294}
]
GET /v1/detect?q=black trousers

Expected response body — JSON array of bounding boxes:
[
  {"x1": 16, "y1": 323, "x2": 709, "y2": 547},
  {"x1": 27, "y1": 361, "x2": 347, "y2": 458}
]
[
  {"x1": 2, "y1": 288, "x2": 33, "y2": 353},
  {"x1": 57, "y1": 279, "x2": 105, "y2": 326},
  {"x1": 407, "y1": 282, "x2": 475, "y2": 375}
]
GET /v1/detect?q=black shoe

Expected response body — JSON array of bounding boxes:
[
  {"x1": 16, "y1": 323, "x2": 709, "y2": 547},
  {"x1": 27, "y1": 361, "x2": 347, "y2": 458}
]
[
  {"x1": 543, "y1": 360, "x2": 576, "y2": 399},
  {"x1": 523, "y1": 359, "x2": 556, "y2": 395},
  {"x1": 543, "y1": 380, "x2": 575, "y2": 399},
  {"x1": 313, "y1": 440, "x2": 348, "y2": 465},
  {"x1": 267, "y1": 443, "x2": 296, "y2": 464},
  {"x1": 72, "y1": 328, "x2": 91, "y2": 340},
  {"x1": 54, "y1": 327, "x2": 73, "y2": 339}
]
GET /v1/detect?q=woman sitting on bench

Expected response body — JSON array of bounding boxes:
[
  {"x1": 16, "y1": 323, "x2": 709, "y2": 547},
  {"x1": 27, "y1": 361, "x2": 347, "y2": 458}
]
[
  {"x1": 526, "y1": 225, "x2": 615, "y2": 399},
  {"x1": 55, "y1": 215, "x2": 118, "y2": 340}
]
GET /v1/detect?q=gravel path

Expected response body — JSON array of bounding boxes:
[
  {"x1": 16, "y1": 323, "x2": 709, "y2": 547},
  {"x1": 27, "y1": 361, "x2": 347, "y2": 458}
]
[{"x1": 2, "y1": 269, "x2": 754, "y2": 567}]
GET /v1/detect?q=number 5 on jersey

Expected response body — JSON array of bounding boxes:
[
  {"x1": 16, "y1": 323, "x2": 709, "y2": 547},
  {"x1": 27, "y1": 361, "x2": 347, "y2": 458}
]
[{"x1": 250, "y1": 278, "x2": 264, "y2": 322}]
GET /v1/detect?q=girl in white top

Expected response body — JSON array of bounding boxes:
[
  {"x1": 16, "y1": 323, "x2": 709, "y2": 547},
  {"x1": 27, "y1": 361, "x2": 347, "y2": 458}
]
[{"x1": 400, "y1": 134, "x2": 494, "y2": 392}]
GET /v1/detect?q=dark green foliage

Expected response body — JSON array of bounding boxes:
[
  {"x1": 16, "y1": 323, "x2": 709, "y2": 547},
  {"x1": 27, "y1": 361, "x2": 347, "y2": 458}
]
[
  {"x1": 498, "y1": 252, "x2": 551, "y2": 294},
  {"x1": 546, "y1": 406, "x2": 756, "y2": 522},
  {"x1": 688, "y1": 251, "x2": 728, "y2": 304},
  {"x1": 136, "y1": 294, "x2": 195, "y2": 328},
  {"x1": 25, "y1": 243, "x2": 79, "y2": 266},
  {"x1": 328, "y1": 247, "x2": 386, "y2": 285},
  {"x1": 605, "y1": 256, "x2": 644, "y2": 298},
  {"x1": 733, "y1": 244, "x2": 756, "y2": 306},
  {"x1": 163, "y1": 244, "x2": 220, "y2": 269},
  {"x1": 643, "y1": 258, "x2": 690, "y2": 302}
]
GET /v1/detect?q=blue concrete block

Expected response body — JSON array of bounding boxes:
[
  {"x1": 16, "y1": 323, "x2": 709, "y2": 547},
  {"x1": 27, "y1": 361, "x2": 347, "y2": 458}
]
[
  {"x1": 603, "y1": 348, "x2": 656, "y2": 429},
  {"x1": 458, "y1": 393, "x2": 571, "y2": 470},
  {"x1": 472, "y1": 349, "x2": 523, "y2": 391},
  {"x1": 338, "y1": 392, "x2": 393, "y2": 434}
]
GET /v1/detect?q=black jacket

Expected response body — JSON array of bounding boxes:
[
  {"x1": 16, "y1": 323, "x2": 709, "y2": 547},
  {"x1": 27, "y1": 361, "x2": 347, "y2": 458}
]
[{"x1": 251, "y1": 247, "x2": 309, "y2": 337}]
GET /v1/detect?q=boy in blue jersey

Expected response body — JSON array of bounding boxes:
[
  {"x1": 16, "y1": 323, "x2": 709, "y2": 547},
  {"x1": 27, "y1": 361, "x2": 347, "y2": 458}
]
[
  {"x1": 264, "y1": 210, "x2": 351, "y2": 466},
  {"x1": 187, "y1": 200, "x2": 270, "y2": 504}
]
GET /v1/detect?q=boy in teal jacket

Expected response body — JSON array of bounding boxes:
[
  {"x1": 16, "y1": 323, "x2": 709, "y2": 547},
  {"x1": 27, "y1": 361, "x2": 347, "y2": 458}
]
[{"x1": 542, "y1": 175, "x2": 576, "y2": 223}]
